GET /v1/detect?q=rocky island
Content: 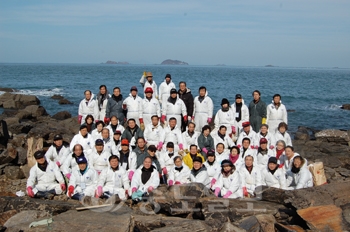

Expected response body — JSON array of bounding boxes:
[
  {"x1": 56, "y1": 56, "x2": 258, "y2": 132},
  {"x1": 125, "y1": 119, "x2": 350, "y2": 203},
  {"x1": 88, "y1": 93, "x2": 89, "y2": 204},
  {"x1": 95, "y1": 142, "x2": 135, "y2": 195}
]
[
  {"x1": 105, "y1": 60, "x2": 129, "y2": 65},
  {"x1": 161, "y1": 59, "x2": 189, "y2": 65}
]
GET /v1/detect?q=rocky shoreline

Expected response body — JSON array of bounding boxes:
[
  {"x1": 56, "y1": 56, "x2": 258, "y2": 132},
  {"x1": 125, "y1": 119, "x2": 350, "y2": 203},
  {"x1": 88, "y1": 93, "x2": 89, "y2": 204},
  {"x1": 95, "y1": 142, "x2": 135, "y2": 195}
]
[{"x1": 0, "y1": 92, "x2": 350, "y2": 231}]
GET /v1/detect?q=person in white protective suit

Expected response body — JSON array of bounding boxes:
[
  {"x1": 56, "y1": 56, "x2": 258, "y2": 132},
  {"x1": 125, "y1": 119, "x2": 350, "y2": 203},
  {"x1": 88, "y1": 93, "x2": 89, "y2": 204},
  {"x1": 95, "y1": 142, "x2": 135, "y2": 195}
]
[
  {"x1": 162, "y1": 117, "x2": 184, "y2": 152},
  {"x1": 214, "y1": 98, "x2": 238, "y2": 136},
  {"x1": 118, "y1": 139, "x2": 137, "y2": 182},
  {"x1": 286, "y1": 156, "x2": 313, "y2": 190},
  {"x1": 96, "y1": 85, "x2": 111, "y2": 121},
  {"x1": 95, "y1": 155, "x2": 130, "y2": 200},
  {"x1": 212, "y1": 125, "x2": 235, "y2": 153},
  {"x1": 239, "y1": 155, "x2": 262, "y2": 198},
  {"x1": 182, "y1": 122, "x2": 200, "y2": 151},
  {"x1": 274, "y1": 122, "x2": 292, "y2": 146},
  {"x1": 111, "y1": 130, "x2": 122, "y2": 156},
  {"x1": 91, "y1": 121, "x2": 104, "y2": 142},
  {"x1": 78, "y1": 90, "x2": 99, "y2": 124},
  {"x1": 238, "y1": 138, "x2": 258, "y2": 167},
  {"x1": 204, "y1": 150, "x2": 221, "y2": 189},
  {"x1": 131, "y1": 156, "x2": 160, "y2": 202},
  {"x1": 236, "y1": 121, "x2": 258, "y2": 148},
  {"x1": 139, "y1": 71, "x2": 158, "y2": 99},
  {"x1": 256, "y1": 138, "x2": 275, "y2": 171},
  {"x1": 215, "y1": 143, "x2": 230, "y2": 164},
  {"x1": 142, "y1": 87, "x2": 161, "y2": 126},
  {"x1": 158, "y1": 73, "x2": 176, "y2": 106},
  {"x1": 255, "y1": 124, "x2": 276, "y2": 151},
  {"x1": 266, "y1": 94, "x2": 288, "y2": 134},
  {"x1": 279, "y1": 145, "x2": 303, "y2": 174},
  {"x1": 67, "y1": 156, "x2": 98, "y2": 200},
  {"x1": 70, "y1": 125, "x2": 94, "y2": 156},
  {"x1": 89, "y1": 139, "x2": 111, "y2": 175},
  {"x1": 167, "y1": 156, "x2": 191, "y2": 186},
  {"x1": 193, "y1": 86, "x2": 214, "y2": 133},
  {"x1": 144, "y1": 115, "x2": 164, "y2": 150},
  {"x1": 189, "y1": 156, "x2": 210, "y2": 188},
  {"x1": 261, "y1": 157, "x2": 287, "y2": 189},
  {"x1": 228, "y1": 146, "x2": 244, "y2": 170},
  {"x1": 213, "y1": 159, "x2": 243, "y2": 199},
  {"x1": 123, "y1": 86, "x2": 144, "y2": 128},
  {"x1": 62, "y1": 144, "x2": 89, "y2": 180},
  {"x1": 231, "y1": 94, "x2": 250, "y2": 130},
  {"x1": 158, "y1": 142, "x2": 179, "y2": 178},
  {"x1": 26, "y1": 151, "x2": 66, "y2": 199},
  {"x1": 161, "y1": 88, "x2": 187, "y2": 129},
  {"x1": 45, "y1": 134, "x2": 70, "y2": 171},
  {"x1": 106, "y1": 115, "x2": 125, "y2": 138}
]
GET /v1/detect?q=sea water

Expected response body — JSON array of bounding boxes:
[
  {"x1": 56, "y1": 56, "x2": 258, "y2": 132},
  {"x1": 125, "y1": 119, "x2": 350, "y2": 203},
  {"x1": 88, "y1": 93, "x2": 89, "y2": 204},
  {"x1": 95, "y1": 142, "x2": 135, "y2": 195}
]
[{"x1": 1, "y1": 63, "x2": 350, "y2": 133}]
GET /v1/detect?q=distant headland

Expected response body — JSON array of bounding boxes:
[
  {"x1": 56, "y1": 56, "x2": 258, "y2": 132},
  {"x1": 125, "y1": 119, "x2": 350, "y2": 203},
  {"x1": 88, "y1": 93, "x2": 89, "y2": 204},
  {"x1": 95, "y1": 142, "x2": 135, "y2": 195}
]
[
  {"x1": 161, "y1": 59, "x2": 189, "y2": 65},
  {"x1": 104, "y1": 60, "x2": 129, "y2": 65}
]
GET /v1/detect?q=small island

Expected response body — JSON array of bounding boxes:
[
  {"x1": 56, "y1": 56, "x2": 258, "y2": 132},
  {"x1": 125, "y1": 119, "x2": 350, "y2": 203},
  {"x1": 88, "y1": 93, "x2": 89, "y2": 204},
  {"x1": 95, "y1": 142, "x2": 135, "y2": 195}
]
[
  {"x1": 105, "y1": 60, "x2": 129, "y2": 65},
  {"x1": 161, "y1": 59, "x2": 189, "y2": 65}
]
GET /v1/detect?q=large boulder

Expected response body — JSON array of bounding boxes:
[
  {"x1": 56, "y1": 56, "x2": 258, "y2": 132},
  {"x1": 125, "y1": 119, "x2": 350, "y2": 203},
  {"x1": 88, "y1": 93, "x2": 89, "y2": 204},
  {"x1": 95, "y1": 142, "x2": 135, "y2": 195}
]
[
  {"x1": 239, "y1": 214, "x2": 276, "y2": 232},
  {"x1": 341, "y1": 104, "x2": 350, "y2": 110},
  {"x1": 315, "y1": 129, "x2": 350, "y2": 145},
  {"x1": 4, "y1": 165, "x2": 25, "y2": 179},
  {"x1": 0, "y1": 93, "x2": 40, "y2": 109},
  {"x1": 51, "y1": 111, "x2": 72, "y2": 120},
  {"x1": 3, "y1": 210, "x2": 48, "y2": 228},
  {"x1": 294, "y1": 127, "x2": 310, "y2": 141}
]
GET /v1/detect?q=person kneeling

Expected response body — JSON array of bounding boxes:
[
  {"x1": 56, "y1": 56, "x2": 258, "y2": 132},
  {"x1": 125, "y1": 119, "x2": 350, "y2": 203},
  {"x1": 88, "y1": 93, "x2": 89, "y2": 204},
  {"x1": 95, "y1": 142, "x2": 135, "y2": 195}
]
[
  {"x1": 190, "y1": 157, "x2": 210, "y2": 188},
  {"x1": 131, "y1": 156, "x2": 160, "y2": 203},
  {"x1": 67, "y1": 156, "x2": 98, "y2": 200},
  {"x1": 96, "y1": 155, "x2": 130, "y2": 200},
  {"x1": 27, "y1": 151, "x2": 66, "y2": 199},
  {"x1": 286, "y1": 156, "x2": 313, "y2": 190},
  {"x1": 213, "y1": 160, "x2": 242, "y2": 199},
  {"x1": 168, "y1": 156, "x2": 191, "y2": 186}
]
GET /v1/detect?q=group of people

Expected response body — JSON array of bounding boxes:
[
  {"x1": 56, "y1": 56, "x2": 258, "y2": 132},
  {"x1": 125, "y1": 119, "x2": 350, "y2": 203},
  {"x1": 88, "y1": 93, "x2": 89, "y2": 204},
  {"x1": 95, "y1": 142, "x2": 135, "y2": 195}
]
[{"x1": 26, "y1": 72, "x2": 313, "y2": 201}]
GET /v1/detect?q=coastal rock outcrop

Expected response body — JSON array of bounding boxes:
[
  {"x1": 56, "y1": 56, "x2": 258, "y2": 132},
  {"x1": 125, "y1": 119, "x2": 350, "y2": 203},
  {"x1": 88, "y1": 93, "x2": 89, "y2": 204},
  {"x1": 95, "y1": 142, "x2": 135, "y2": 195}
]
[
  {"x1": 0, "y1": 93, "x2": 40, "y2": 109},
  {"x1": 161, "y1": 59, "x2": 189, "y2": 65}
]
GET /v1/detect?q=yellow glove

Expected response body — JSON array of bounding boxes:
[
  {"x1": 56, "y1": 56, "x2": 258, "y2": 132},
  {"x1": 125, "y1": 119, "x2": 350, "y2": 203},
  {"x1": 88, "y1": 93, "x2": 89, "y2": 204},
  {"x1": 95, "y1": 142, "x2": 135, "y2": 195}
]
[
  {"x1": 262, "y1": 118, "x2": 266, "y2": 124},
  {"x1": 140, "y1": 123, "x2": 145, "y2": 131},
  {"x1": 143, "y1": 71, "x2": 146, "y2": 76}
]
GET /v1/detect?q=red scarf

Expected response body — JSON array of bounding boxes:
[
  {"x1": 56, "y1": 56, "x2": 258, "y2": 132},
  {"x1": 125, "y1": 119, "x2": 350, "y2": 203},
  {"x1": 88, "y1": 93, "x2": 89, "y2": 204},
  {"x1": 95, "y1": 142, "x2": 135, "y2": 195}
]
[
  {"x1": 276, "y1": 149, "x2": 284, "y2": 159},
  {"x1": 229, "y1": 155, "x2": 239, "y2": 164}
]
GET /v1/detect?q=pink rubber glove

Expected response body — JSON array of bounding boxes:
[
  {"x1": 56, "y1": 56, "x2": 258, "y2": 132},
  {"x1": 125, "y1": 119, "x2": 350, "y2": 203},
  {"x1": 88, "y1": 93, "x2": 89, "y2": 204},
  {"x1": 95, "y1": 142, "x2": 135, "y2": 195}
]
[
  {"x1": 157, "y1": 142, "x2": 163, "y2": 151},
  {"x1": 207, "y1": 118, "x2": 212, "y2": 124},
  {"x1": 162, "y1": 167, "x2": 168, "y2": 175},
  {"x1": 68, "y1": 186, "x2": 74, "y2": 197},
  {"x1": 175, "y1": 181, "x2": 181, "y2": 185},
  {"x1": 56, "y1": 161, "x2": 61, "y2": 167},
  {"x1": 104, "y1": 117, "x2": 110, "y2": 124},
  {"x1": 60, "y1": 183, "x2": 66, "y2": 191},
  {"x1": 183, "y1": 115, "x2": 188, "y2": 122},
  {"x1": 243, "y1": 187, "x2": 249, "y2": 197},
  {"x1": 125, "y1": 189, "x2": 129, "y2": 196},
  {"x1": 269, "y1": 145, "x2": 274, "y2": 149},
  {"x1": 223, "y1": 191, "x2": 232, "y2": 198},
  {"x1": 128, "y1": 171, "x2": 134, "y2": 181},
  {"x1": 148, "y1": 186, "x2": 154, "y2": 192},
  {"x1": 254, "y1": 145, "x2": 259, "y2": 149},
  {"x1": 168, "y1": 180, "x2": 174, "y2": 186},
  {"x1": 179, "y1": 143, "x2": 184, "y2": 150},
  {"x1": 210, "y1": 178, "x2": 216, "y2": 187},
  {"x1": 97, "y1": 186, "x2": 103, "y2": 197},
  {"x1": 202, "y1": 147, "x2": 208, "y2": 154},
  {"x1": 78, "y1": 115, "x2": 82, "y2": 124},
  {"x1": 27, "y1": 186, "x2": 34, "y2": 198},
  {"x1": 66, "y1": 173, "x2": 71, "y2": 180},
  {"x1": 237, "y1": 144, "x2": 241, "y2": 149},
  {"x1": 231, "y1": 126, "x2": 236, "y2": 134},
  {"x1": 250, "y1": 145, "x2": 255, "y2": 149},
  {"x1": 160, "y1": 115, "x2": 166, "y2": 124},
  {"x1": 132, "y1": 187, "x2": 137, "y2": 193},
  {"x1": 214, "y1": 187, "x2": 220, "y2": 197},
  {"x1": 139, "y1": 118, "x2": 144, "y2": 124},
  {"x1": 192, "y1": 116, "x2": 195, "y2": 121}
]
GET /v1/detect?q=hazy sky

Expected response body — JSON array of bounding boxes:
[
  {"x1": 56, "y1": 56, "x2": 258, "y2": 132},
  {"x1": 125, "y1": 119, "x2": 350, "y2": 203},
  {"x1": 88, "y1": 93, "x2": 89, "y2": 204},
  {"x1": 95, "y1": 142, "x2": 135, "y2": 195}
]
[{"x1": 1, "y1": 0, "x2": 349, "y2": 67}]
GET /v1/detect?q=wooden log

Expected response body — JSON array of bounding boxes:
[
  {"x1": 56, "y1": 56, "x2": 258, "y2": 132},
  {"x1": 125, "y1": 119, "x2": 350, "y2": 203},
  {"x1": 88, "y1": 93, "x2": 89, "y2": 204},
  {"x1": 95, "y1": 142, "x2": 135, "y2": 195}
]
[{"x1": 76, "y1": 204, "x2": 113, "y2": 211}]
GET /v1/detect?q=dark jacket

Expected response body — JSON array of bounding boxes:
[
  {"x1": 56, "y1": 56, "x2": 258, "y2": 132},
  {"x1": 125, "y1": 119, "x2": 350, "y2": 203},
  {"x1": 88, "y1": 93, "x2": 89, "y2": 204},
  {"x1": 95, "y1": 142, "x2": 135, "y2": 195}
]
[
  {"x1": 106, "y1": 94, "x2": 125, "y2": 122},
  {"x1": 178, "y1": 88, "x2": 194, "y2": 117}
]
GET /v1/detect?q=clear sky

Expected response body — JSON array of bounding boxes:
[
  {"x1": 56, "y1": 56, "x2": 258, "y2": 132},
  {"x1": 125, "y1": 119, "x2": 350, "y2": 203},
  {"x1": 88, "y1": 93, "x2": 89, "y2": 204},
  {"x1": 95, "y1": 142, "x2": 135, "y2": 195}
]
[{"x1": 1, "y1": 0, "x2": 349, "y2": 67}]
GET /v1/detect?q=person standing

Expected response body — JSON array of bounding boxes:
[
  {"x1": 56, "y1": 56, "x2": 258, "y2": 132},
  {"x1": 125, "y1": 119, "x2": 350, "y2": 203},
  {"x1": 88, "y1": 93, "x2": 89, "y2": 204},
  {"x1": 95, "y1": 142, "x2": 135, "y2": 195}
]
[
  {"x1": 140, "y1": 71, "x2": 158, "y2": 99},
  {"x1": 159, "y1": 74, "x2": 176, "y2": 106},
  {"x1": 142, "y1": 87, "x2": 161, "y2": 126},
  {"x1": 123, "y1": 86, "x2": 144, "y2": 128},
  {"x1": 193, "y1": 86, "x2": 214, "y2": 133},
  {"x1": 78, "y1": 90, "x2": 98, "y2": 124},
  {"x1": 231, "y1": 94, "x2": 249, "y2": 130},
  {"x1": 266, "y1": 94, "x2": 288, "y2": 133},
  {"x1": 96, "y1": 85, "x2": 111, "y2": 121},
  {"x1": 178, "y1": 81, "x2": 194, "y2": 132},
  {"x1": 105, "y1": 87, "x2": 126, "y2": 125},
  {"x1": 161, "y1": 88, "x2": 187, "y2": 129},
  {"x1": 248, "y1": 90, "x2": 267, "y2": 133}
]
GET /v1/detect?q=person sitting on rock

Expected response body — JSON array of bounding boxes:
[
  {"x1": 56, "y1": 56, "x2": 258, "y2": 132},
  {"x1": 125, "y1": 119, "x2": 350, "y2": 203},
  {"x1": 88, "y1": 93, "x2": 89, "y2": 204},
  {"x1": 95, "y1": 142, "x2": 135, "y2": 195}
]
[
  {"x1": 70, "y1": 124, "x2": 94, "y2": 156},
  {"x1": 45, "y1": 134, "x2": 70, "y2": 171},
  {"x1": 238, "y1": 138, "x2": 258, "y2": 167},
  {"x1": 162, "y1": 117, "x2": 184, "y2": 152},
  {"x1": 215, "y1": 143, "x2": 230, "y2": 164},
  {"x1": 182, "y1": 122, "x2": 200, "y2": 151},
  {"x1": 255, "y1": 124, "x2": 276, "y2": 150},
  {"x1": 27, "y1": 150, "x2": 66, "y2": 199},
  {"x1": 106, "y1": 115, "x2": 125, "y2": 138},
  {"x1": 274, "y1": 122, "x2": 292, "y2": 146},
  {"x1": 82, "y1": 114, "x2": 96, "y2": 134},
  {"x1": 213, "y1": 159, "x2": 242, "y2": 199},
  {"x1": 212, "y1": 125, "x2": 235, "y2": 153},
  {"x1": 228, "y1": 146, "x2": 244, "y2": 170},
  {"x1": 91, "y1": 120, "x2": 105, "y2": 142},
  {"x1": 131, "y1": 156, "x2": 160, "y2": 203},
  {"x1": 261, "y1": 157, "x2": 287, "y2": 189},
  {"x1": 101, "y1": 128, "x2": 113, "y2": 153},
  {"x1": 111, "y1": 130, "x2": 122, "y2": 156},
  {"x1": 96, "y1": 155, "x2": 130, "y2": 200},
  {"x1": 143, "y1": 115, "x2": 165, "y2": 149},
  {"x1": 236, "y1": 121, "x2": 258, "y2": 148},
  {"x1": 62, "y1": 144, "x2": 89, "y2": 180},
  {"x1": 239, "y1": 155, "x2": 262, "y2": 198},
  {"x1": 203, "y1": 150, "x2": 221, "y2": 189},
  {"x1": 118, "y1": 139, "x2": 137, "y2": 182},
  {"x1": 189, "y1": 156, "x2": 210, "y2": 188},
  {"x1": 67, "y1": 156, "x2": 98, "y2": 200},
  {"x1": 89, "y1": 139, "x2": 112, "y2": 175},
  {"x1": 274, "y1": 140, "x2": 286, "y2": 161},
  {"x1": 279, "y1": 146, "x2": 303, "y2": 174},
  {"x1": 183, "y1": 144, "x2": 205, "y2": 170},
  {"x1": 121, "y1": 118, "x2": 144, "y2": 149},
  {"x1": 198, "y1": 125, "x2": 215, "y2": 159},
  {"x1": 256, "y1": 138, "x2": 275, "y2": 171},
  {"x1": 78, "y1": 90, "x2": 98, "y2": 124},
  {"x1": 159, "y1": 142, "x2": 179, "y2": 179},
  {"x1": 168, "y1": 156, "x2": 191, "y2": 185},
  {"x1": 286, "y1": 156, "x2": 313, "y2": 190}
]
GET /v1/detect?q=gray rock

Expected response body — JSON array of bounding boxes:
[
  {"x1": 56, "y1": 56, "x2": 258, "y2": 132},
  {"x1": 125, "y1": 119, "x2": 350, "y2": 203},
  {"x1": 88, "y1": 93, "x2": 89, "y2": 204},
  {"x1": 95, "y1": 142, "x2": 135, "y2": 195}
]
[
  {"x1": 4, "y1": 166, "x2": 25, "y2": 179},
  {"x1": 315, "y1": 129, "x2": 350, "y2": 145},
  {"x1": 4, "y1": 210, "x2": 47, "y2": 228},
  {"x1": 51, "y1": 95, "x2": 64, "y2": 100},
  {"x1": 58, "y1": 98, "x2": 73, "y2": 105},
  {"x1": 0, "y1": 93, "x2": 40, "y2": 109},
  {"x1": 239, "y1": 214, "x2": 276, "y2": 232},
  {"x1": 52, "y1": 111, "x2": 72, "y2": 120},
  {"x1": 341, "y1": 104, "x2": 350, "y2": 110},
  {"x1": 294, "y1": 127, "x2": 310, "y2": 141}
]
